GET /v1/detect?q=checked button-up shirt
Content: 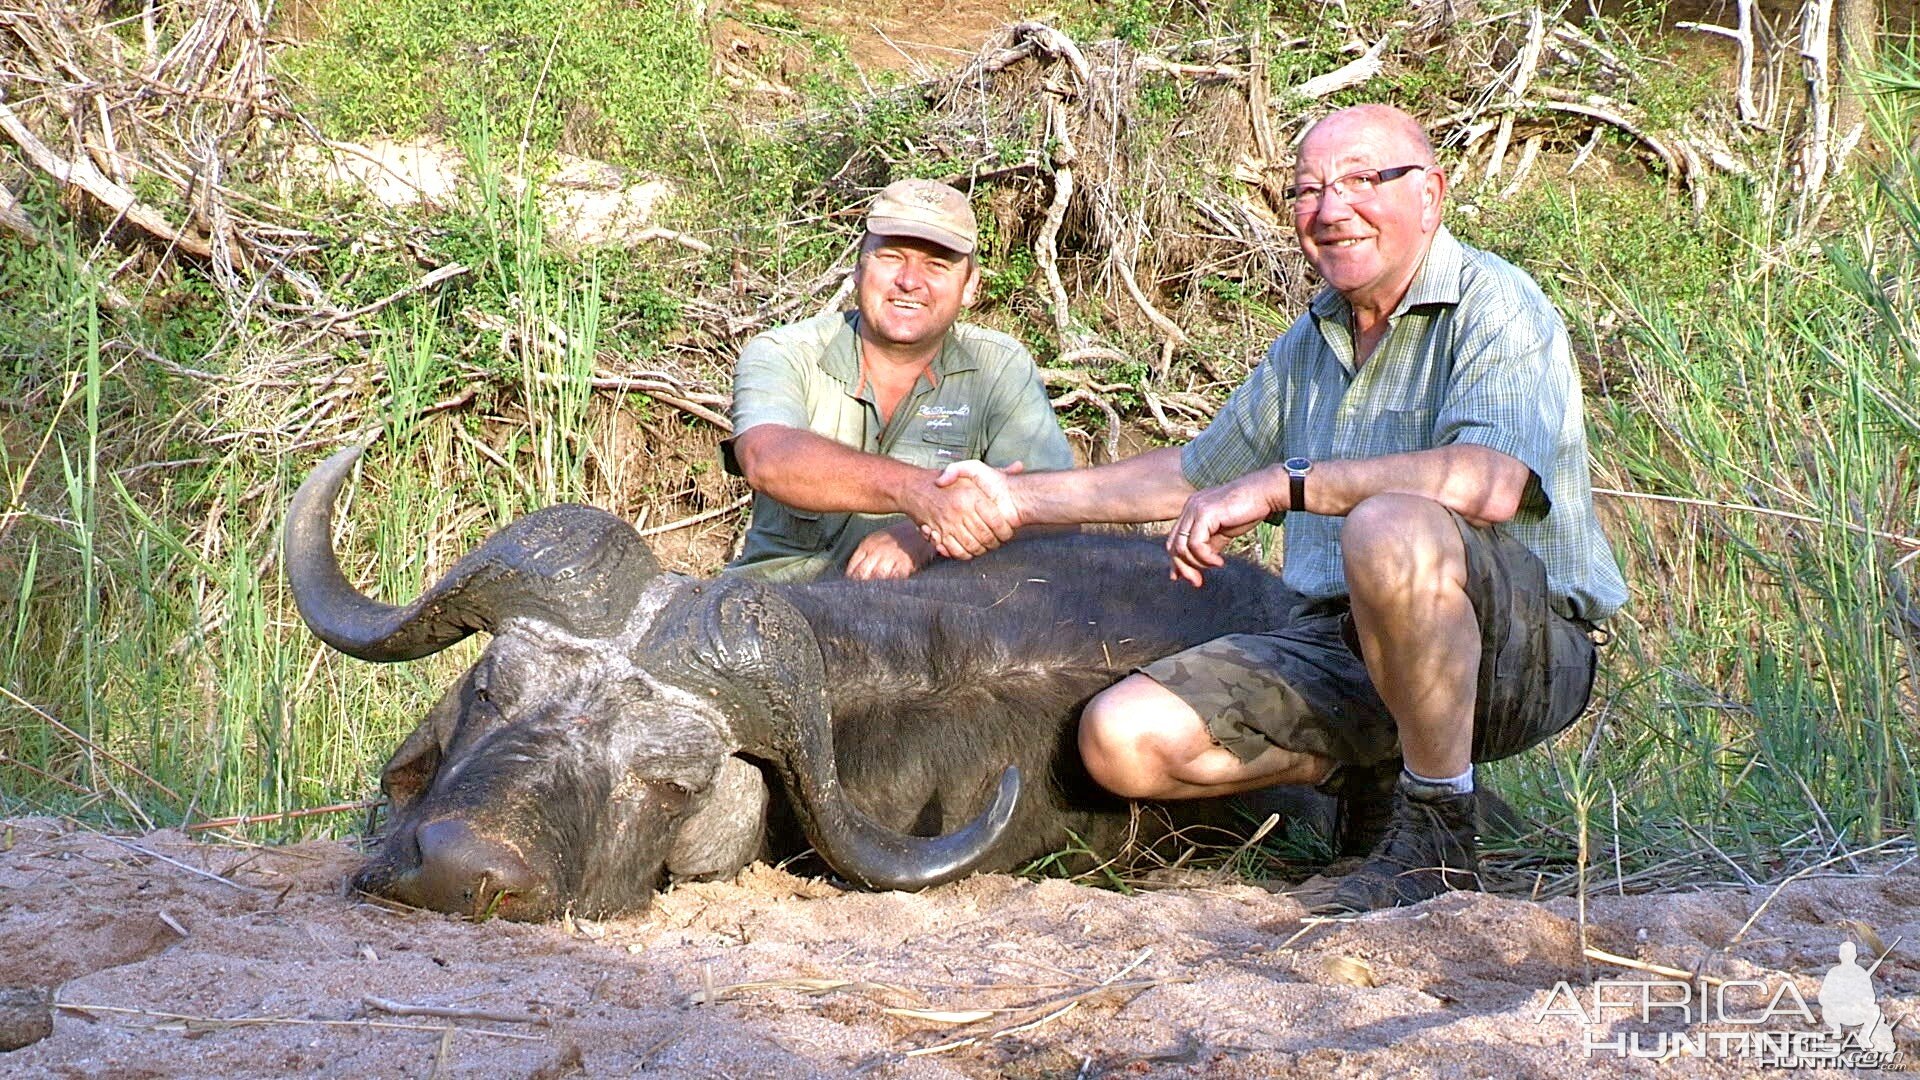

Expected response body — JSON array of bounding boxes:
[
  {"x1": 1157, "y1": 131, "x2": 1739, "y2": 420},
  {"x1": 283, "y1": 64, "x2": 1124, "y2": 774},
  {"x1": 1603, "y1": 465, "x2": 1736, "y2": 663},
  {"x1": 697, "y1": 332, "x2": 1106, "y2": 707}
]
[{"x1": 1181, "y1": 227, "x2": 1628, "y2": 622}]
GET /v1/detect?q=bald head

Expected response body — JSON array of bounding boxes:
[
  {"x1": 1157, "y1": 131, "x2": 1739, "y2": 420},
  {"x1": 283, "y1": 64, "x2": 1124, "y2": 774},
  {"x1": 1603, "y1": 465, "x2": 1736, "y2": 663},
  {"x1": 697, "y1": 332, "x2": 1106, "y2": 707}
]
[
  {"x1": 1301, "y1": 105, "x2": 1437, "y2": 167},
  {"x1": 1290, "y1": 104, "x2": 1446, "y2": 320}
]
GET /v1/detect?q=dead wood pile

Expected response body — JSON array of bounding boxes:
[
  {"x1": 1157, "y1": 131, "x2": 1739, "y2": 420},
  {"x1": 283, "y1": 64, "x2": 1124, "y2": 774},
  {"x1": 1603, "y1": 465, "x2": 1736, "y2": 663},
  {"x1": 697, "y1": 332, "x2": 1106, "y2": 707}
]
[{"x1": 2, "y1": 2, "x2": 1793, "y2": 463}]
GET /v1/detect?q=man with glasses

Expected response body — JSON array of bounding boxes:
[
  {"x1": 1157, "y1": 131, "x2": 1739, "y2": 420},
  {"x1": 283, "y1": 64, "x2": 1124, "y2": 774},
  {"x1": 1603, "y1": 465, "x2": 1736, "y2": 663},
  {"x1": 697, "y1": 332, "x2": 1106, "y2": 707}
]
[
  {"x1": 724, "y1": 178, "x2": 1073, "y2": 582},
  {"x1": 926, "y1": 105, "x2": 1626, "y2": 914}
]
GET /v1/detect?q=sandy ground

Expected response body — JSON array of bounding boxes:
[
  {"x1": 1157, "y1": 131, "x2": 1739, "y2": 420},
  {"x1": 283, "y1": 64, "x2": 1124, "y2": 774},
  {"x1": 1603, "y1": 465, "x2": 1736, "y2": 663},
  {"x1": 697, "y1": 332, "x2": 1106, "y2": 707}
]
[{"x1": 2, "y1": 818, "x2": 1917, "y2": 1077}]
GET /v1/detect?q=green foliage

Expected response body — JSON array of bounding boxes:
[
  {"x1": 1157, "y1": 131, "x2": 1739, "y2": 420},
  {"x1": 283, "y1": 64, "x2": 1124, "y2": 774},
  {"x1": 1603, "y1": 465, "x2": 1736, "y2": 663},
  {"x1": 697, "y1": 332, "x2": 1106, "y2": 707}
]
[
  {"x1": 982, "y1": 244, "x2": 1037, "y2": 306},
  {"x1": 278, "y1": 0, "x2": 709, "y2": 164},
  {"x1": 1476, "y1": 72, "x2": 1920, "y2": 888},
  {"x1": 1452, "y1": 177, "x2": 1735, "y2": 313}
]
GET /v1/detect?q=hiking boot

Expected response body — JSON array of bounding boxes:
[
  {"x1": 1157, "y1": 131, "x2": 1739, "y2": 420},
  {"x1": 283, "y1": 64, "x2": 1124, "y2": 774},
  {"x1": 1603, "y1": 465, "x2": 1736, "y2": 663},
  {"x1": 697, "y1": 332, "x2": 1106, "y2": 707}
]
[
  {"x1": 1311, "y1": 779, "x2": 1480, "y2": 915},
  {"x1": 1328, "y1": 758, "x2": 1401, "y2": 858}
]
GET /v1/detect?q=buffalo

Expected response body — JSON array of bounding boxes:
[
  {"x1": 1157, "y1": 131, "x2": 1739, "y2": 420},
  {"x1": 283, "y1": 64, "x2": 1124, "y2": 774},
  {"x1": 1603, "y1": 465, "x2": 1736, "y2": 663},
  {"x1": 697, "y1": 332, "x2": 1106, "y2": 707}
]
[{"x1": 285, "y1": 446, "x2": 1325, "y2": 921}]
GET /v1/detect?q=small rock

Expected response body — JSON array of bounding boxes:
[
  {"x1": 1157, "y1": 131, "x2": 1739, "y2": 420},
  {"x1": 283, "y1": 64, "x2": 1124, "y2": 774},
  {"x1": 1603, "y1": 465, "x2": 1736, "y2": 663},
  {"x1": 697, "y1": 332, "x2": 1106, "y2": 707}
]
[{"x1": 0, "y1": 987, "x2": 53, "y2": 1052}]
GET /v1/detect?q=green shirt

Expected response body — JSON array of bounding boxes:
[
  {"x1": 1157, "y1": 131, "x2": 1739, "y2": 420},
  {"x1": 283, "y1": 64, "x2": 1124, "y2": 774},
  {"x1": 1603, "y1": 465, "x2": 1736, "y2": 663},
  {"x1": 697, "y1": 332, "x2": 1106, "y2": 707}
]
[
  {"x1": 728, "y1": 310, "x2": 1074, "y2": 582},
  {"x1": 1182, "y1": 227, "x2": 1628, "y2": 621}
]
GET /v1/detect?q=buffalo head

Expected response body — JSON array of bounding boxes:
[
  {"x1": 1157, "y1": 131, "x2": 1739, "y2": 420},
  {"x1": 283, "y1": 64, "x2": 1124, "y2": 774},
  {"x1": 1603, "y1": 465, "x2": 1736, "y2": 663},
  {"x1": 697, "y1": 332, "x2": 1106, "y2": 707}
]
[{"x1": 284, "y1": 447, "x2": 1017, "y2": 920}]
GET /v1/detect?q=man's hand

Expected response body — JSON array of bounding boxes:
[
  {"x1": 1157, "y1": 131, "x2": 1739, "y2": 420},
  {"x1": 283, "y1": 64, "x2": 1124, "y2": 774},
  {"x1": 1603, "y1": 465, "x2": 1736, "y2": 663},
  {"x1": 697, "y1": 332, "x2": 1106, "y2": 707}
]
[
  {"x1": 918, "y1": 460, "x2": 1025, "y2": 559},
  {"x1": 845, "y1": 520, "x2": 937, "y2": 580},
  {"x1": 1166, "y1": 468, "x2": 1284, "y2": 587}
]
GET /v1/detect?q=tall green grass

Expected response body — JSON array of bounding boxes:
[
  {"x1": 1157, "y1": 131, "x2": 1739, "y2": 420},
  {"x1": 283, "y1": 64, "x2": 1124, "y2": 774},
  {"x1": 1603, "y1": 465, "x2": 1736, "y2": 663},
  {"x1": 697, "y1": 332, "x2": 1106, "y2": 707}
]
[
  {"x1": 1476, "y1": 72, "x2": 1920, "y2": 889},
  {"x1": 0, "y1": 135, "x2": 615, "y2": 836},
  {"x1": 278, "y1": 0, "x2": 709, "y2": 165}
]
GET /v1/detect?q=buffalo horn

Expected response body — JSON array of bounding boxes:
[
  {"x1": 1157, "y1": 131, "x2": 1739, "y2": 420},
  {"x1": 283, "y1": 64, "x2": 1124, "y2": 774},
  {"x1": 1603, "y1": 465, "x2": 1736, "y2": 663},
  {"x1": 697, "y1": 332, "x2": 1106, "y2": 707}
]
[
  {"x1": 711, "y1": 584, "x2": 1021, "y2": 891},
  {"x1": 284, "y1": 445, "x2": 657, "y2": 661}
]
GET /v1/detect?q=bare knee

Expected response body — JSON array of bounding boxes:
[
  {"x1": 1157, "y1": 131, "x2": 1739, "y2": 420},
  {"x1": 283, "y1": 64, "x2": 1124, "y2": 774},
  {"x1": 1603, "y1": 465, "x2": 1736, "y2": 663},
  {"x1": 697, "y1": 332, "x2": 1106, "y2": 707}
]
[
  {"x1": 1078, "y1": 678, "x2": 1191, "y2": 799},
  {"x1": 1341, "y1": 494, "x2": 1462, "y2": 598}
]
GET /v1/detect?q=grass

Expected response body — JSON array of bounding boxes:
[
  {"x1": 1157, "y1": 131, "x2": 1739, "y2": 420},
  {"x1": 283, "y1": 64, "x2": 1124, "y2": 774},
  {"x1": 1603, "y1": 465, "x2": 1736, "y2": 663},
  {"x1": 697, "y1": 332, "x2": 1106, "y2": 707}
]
[
  {"x1": 1462, "y1": 76, "x2": 1920, "y2": 889},
  {"x1": 277, "y1": 0, "x2": 709, "y2": 165},
  {"x1": 0, "y1": 5, "x2": 1915, "y2": 904},
  {"x1": 0, "y1": 127, "x2": 630, "y2": 836}
]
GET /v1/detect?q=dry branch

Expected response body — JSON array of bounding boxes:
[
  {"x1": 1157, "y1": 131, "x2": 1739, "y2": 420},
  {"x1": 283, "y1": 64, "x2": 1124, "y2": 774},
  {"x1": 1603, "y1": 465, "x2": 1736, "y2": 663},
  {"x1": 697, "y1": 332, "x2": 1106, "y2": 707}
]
[
  {"x1": 363, "y1": 997, "x2": 552, "y2": 1027},
  {"x1": 1282, "y1": 37, "x2": 1388, "y2": 101},
  {"x1": 1035, "y1": 87, "x2": 1081, "y2": 348},
  {"x1": 0, "y1": 181, "x2": 39, "y2": 242},
  {"x1": 0, "y1": 684, "x2": 184, "y2": 803},
  {"x1": 95, "y1": 835, "x2": 262, "y2": 893},
  {"x1": 185, "y1": 799, "x2": 385, "y2": 833},
  {"x1": 53, "y1": 1002, "x2": 548, "y2": 1042},
  {"x1": 0, "y1": 91, "x2": 222, "y2": 263}
]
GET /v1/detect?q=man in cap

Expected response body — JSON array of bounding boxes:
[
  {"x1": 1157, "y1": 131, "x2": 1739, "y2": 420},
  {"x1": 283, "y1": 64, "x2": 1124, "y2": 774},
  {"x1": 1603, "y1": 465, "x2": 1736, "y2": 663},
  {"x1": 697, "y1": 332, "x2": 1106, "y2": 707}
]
[
  {"x1": 724, "y1": 178, "x2": 1069, "y2": 581},
  {"x1": 926, "y1": 105, "x2": 1626, "y2": 913}
]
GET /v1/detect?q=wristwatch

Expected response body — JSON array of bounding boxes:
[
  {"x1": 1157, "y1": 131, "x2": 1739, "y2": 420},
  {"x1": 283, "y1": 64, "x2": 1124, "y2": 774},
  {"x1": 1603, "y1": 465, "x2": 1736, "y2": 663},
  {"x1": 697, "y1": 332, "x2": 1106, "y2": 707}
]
[{"x1": 1284, "y1": 456, "x2": 1313, "y2": 513}]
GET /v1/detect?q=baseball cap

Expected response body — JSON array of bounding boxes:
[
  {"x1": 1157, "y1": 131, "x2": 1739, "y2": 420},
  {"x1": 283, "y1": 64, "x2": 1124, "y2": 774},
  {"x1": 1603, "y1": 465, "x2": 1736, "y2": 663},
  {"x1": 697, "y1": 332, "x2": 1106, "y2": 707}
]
[{"x1": 864, "y1": 179, "x2": 978, "y2": 255}]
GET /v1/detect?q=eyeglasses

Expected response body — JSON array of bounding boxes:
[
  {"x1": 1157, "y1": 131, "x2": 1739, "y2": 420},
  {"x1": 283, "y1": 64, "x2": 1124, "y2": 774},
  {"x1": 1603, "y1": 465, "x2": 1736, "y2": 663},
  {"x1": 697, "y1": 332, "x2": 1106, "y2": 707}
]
[{"x1": 1282, "y1": 165, "x2": 1428, "y2": 211}]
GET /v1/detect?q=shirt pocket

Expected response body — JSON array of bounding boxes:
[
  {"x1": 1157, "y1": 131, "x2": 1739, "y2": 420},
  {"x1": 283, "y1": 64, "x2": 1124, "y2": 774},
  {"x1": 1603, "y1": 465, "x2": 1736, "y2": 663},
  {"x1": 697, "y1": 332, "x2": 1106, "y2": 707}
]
[
  {"x1": 918, "y1": 424, "x2": 977, "y2": 464},
  {"x1": 1368, "y1": 407, "x2": 1435, "y2": 455}
]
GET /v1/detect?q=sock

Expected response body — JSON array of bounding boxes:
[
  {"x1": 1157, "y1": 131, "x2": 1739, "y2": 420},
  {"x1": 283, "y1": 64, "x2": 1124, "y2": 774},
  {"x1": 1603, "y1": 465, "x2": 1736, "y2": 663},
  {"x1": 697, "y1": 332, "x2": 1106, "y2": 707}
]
[{"x1": 1402, "y1": 764, "x2": 1474, "y2": 799}]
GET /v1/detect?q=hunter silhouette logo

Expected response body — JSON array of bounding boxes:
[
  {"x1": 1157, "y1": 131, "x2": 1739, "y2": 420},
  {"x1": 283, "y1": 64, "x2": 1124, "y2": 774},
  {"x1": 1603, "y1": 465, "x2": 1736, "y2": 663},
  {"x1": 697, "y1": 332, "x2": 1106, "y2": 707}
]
[{"x1": 1819, "y1": 941, "x2": 1898, "y2": 1054}]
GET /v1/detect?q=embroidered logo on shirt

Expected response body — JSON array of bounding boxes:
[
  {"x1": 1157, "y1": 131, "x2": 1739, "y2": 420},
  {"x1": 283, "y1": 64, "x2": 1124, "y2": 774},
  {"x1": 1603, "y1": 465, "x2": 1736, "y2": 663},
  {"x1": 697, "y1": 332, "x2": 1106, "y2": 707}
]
[{"x1": 917, "y1": 403, "x2": 972, "y2": 429}]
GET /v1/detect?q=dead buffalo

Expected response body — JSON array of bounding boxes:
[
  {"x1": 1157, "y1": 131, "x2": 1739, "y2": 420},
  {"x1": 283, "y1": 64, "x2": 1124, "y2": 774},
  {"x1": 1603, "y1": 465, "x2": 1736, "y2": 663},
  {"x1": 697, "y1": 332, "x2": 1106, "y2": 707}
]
[{"x1": 285, "y1": 446, "x2": 1317, "y2": 921}]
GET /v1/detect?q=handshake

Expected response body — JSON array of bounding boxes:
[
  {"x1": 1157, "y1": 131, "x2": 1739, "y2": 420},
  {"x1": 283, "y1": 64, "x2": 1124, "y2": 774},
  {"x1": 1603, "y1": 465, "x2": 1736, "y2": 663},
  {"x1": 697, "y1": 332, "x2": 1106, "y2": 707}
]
[
  {"x1": 906, "y1": 460, "x2": 1025, "y2": 560},
  {"x1": 900, "y1": 452, "x2": 1279, "y2": 589}
]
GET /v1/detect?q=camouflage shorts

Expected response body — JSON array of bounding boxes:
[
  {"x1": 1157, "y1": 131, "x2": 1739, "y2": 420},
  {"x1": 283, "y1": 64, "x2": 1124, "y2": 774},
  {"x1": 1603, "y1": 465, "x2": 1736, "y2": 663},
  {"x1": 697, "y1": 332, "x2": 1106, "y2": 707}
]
[{"x1": 1139, "y1": 512, "x2": 1599, "y2": 768}]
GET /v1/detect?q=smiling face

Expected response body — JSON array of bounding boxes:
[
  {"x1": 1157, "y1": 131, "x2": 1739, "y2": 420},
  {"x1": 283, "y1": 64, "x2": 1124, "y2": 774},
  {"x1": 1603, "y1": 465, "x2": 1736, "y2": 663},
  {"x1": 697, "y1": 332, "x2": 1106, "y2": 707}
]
[
  {"x1": 853, "y1": 232, "x2": 980, "y2": 358},
  {"x1": 1292, "y1": 106, "x2": 1445, "y2": 318}
]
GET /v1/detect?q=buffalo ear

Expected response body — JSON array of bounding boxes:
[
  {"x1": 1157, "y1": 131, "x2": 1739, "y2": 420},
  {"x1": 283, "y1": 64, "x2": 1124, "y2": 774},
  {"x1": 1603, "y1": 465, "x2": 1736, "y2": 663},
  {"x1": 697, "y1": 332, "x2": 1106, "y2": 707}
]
[
  {"x1": 666, "y1": 756, "x2": 769, "y2": 881},
  {"x1": 378, "y1": 675, "x2": 466, "y2": 812}
]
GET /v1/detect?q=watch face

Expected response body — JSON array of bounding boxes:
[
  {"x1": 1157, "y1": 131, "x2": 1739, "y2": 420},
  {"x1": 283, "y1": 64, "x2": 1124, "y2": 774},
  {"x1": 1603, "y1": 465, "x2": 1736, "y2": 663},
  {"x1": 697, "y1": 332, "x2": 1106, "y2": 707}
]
[{"x1": 1284, "y1": 456, "x2": 1313, "y2": 474}]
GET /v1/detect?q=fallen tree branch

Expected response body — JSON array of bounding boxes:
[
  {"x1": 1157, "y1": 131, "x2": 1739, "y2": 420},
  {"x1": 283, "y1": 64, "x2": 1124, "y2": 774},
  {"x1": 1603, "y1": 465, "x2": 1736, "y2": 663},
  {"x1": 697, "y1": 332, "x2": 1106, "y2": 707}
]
[
  {"x1": 1486, "y1": 8, "x2": 1547, "y2": 184},
  {"x1": 1281, "y1": 37, "x2": 1388, "y2": 101},
  {"x1": 636, "y1": 494, "x2": 750, "y2": 537},
  {"x1": 0, "y1": 88, "x2": 226, "y2": 265},
  {"x1": 0, "y1": 181, "x2": 39, "y2": 243},
  {"x1": 362, "y1": 997, "x2": 551, "y2": 1027},
  {"x1": 312, "y1": 263, "x2": 471, "y2": 331},
  {"x1": 185, "y1": 799, "x2": 384, "y2": 833},
  {"x1": 53, "y1": 1001, "x2": 547, "y2": 1042},
  {"x1": 1593, "y1": 486, "x2": 1920, "y2": 550},
  {"x1": 1526, "y1": 92, "x2": 1685, "y2": 182},
  {"x1": 1050, "y1": 387, "x2": 1122, "y2": 461},
  {"x1": 1035, "y1": 88, "x2": 1080, "y2": 347},
  {"x1": 96, "y1": 835, "x2": 262, "y2": 894},
  {"x1": 628, "y1": 226, "x2": 713, "y2": 254},
  {"x1": 579, "y1": 374, "x2": 734, "y2": 432},
  {"x1": 1114, "y1": 241, "x2": 1189, "y2": 351}
]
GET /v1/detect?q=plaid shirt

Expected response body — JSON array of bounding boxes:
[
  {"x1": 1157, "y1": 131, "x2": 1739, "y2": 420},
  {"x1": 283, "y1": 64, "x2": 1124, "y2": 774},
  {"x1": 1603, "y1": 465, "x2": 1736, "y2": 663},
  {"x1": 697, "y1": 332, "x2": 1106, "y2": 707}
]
[{"x1": 1182, "y1": 227, "x2": 1627, "y2": 621}]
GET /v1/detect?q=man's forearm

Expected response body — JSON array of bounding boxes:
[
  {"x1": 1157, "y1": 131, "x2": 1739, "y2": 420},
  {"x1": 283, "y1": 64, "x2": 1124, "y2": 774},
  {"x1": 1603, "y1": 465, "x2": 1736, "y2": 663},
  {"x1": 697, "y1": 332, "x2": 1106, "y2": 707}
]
[
  {"x1": 1010, "y1": 447, "x2": 1195, "y2": 526},
  {"x1": 1302, "y1": 444, "x2": 1529, "y2": 525},
  {"x1": 733, "y1": 426, "x2": 932, "y2": 514}
]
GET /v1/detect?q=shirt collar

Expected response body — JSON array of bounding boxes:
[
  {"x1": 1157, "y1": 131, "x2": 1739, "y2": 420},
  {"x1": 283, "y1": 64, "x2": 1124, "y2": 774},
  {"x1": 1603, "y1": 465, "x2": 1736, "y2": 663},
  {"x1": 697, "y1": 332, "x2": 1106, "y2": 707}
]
[
  {"x1": 823, "y1": 313, "x2": 980, "y2": 391},
  {"x1": 820, "y1": 311, "x2": 863, "y2": 385},
  {"x1": 1307, "y1": 224, "x2": 1465, "y2": 323}
]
